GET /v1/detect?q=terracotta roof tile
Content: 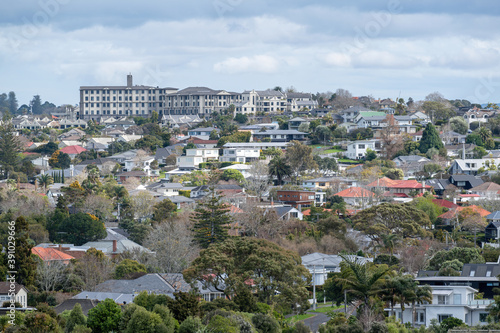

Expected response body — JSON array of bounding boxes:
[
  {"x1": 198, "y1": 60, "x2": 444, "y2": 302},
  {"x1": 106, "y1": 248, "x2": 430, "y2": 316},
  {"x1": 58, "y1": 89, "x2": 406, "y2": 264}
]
[
  {"x1": 32, "y1": 247, "x2": 75, "y2": 261},
  {"x1": 335, "y1": 187, "x2": 375, "y2": 198}
]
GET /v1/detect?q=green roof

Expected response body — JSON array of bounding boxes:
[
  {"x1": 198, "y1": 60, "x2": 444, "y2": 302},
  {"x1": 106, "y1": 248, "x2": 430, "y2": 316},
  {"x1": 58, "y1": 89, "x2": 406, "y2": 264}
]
[{"x1": 357, "y1": 111, "x2": 386, "y2": 118}]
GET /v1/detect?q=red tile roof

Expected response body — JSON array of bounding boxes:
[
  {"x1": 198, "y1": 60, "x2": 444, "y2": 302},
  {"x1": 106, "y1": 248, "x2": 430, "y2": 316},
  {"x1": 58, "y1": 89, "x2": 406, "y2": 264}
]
[
  {"x1": 229, "y1": 205, "x2": 244, "y2": 214},
  {"x1": 302, "y1": 209, "x2": 333, "y2": 216},
  {"x1": 368, "y1": 177, "x2": 431, "y2": 189},
  {"x1": 335, "y1": 187, "x2": 375, "y2": 198},
  {"x1": 32, "y1": 247, "x2": 75, "y2": 261},
  {"x1": 432, "y1": 199, "x2": 459, "y2": 209},
  {"x1": 60, "y1": 145, "x2": 87, "y2": 155},
  {"x1": 438, "y1": 205, "x2": 491, "y2": 220}
]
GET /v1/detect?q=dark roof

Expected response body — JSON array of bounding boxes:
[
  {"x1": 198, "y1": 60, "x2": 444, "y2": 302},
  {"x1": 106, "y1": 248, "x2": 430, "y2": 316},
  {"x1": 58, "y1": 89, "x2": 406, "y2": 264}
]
[
  {"x1": 55, "y1": 299, "x2": 100, "y2": 315},
  {"x1": 461, "y1": 262, "x2": 500, "y2": 278},
  {"x1": 426, "y1": 179, "x2": 451, "y2": 191},
  {"x1": 78, "y1": 158, "x2": 115, "y2": 166},
  {"x1": 487, "y1": 211, "x2": 500, "y2": 220},
  {"x1": 155, "y1": 147, "x2": 175, "y2": 159},
  {"x1": 117, "y1": 171, "x2": 148, "y2": 177},
  {"x1": 94, "y1": 274, "x2": 176, "y2": 295},
  {"x1": 450, "y1": 175, "x2": 484, "y2": 188},
  {"x1": 273, "y1": 206, "x2": 295, "y2": 218},
  {"x1": 417, "y1": 270, "x2": 439, "y2": 277},
  {"x1": 486, "y1": 221, "x2": 500, "y2": 228},
  {"x1": 0, "y1": 282, "x2": 25, "y2": 294}
]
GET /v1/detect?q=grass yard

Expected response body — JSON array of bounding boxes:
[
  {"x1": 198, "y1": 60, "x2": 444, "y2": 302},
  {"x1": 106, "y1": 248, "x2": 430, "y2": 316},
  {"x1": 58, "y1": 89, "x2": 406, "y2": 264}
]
[
  {"x1": 338, "y1": 158, "x2": 361, "y2": 164},
  {"x1": 285, "y1": 313, "x2": 315, "y2": 323},
  {"x1": 323, "y1": 149, "x2": 345, "y2": 154},
  {"x1": 309, "y1": 305, "x2": 343, "y2": 313}
]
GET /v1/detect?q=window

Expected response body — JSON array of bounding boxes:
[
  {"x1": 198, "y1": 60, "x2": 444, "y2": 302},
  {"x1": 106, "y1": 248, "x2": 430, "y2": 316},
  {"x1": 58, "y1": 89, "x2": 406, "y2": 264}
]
[
  {"x1": 358, "y1": 144, "x2": 365, "y2": 149},
  {"x1": 453, "y1": 294, "x2": 462, "y2": 305},
  {"x1": 480, "y1": 313, "x2": 489, "y2": 322},
  {"x1": 437, "y1": 295, "x2": 448, "y2": 305},
  {"x1": 470, "y1": 270, "x2": 475, "y2": 277},
  {"x1": 419, "y1": 312, "x2": 425, "y2": 323},
  {"x1": 487, "y1": 270, "x2": 492, "y2": 277},
  {"x1": 438, "y1": 314, "x2": 451, "y2": 323}
]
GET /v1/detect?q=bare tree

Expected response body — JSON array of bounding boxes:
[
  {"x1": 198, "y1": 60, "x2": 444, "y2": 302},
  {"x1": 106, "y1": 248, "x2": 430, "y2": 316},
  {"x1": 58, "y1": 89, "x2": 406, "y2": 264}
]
[
  {"x1": 72, "y1": 249, "x2": 115, "y2": 291},
  {"x1": 379, "y1": 115, "x2": 404, "y2": 160},
  {"x1": 130, "y1": 191, "x2": 156, "y2": 220},
  {"x1": 81, "y1": 194, "x2": 114, "y2": 220},
  {"x1": 143, "y1": 212, "x2": 199, "y2": 273},
  {"x1": 235, "y1": 202, "x2": 284, "y2": 240},
  {"x1": 36, "y1": 260, "x2": 67, "y2": 292},
  {"x1": 247, "y1": 161, "x2": 270, "y2": 200}
]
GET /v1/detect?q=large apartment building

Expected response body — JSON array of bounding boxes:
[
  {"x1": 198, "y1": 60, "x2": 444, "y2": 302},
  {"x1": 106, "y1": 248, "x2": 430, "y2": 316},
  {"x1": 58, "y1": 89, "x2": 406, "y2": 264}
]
[
  {"x1": 80, "y1": 75, "x2": 317, "y2": 120},
  {"x1": 79, "y1": 74, "x2": 177, "y2": 120}
]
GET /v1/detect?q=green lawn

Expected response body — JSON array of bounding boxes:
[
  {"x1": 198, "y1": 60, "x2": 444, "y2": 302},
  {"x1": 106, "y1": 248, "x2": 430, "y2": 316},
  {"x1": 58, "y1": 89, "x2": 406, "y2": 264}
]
[
  {"x1": 323, "y1": 149, "x2": 345, "y2": 154},
  {"x1": 285, "y1": 313, "x2": 315, "y2": 323},
  {"x1": 338, "y1": 158, "x2": 361, "y2": 164},
  {"x1": 309, "y1": 305, "x2": 343, "y2": 313}
]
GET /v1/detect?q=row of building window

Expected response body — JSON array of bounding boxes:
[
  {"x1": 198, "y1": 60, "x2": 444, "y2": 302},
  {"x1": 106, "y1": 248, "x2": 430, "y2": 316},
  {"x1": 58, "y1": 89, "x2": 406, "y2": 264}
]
[{"x1": 84, "y1": 89, "x2": 164, "y2": 94}]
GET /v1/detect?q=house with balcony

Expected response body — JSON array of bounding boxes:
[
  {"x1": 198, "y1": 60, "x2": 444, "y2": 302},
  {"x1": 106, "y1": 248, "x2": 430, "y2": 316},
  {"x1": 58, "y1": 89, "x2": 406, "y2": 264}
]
[
  {"x1": 276, "y1": 190, "x2": 316, "y2": 208},
  {"x1": 339, "y1": 106, "x2": 372, "y2": 123},
  {"x1": 288, "y1": 117, "x2": 310, "y2": 131},
  {"x1": 187, "y1": 127, "x2": 220, "y2": 139},
  {"x1": 387, "y1": 285, "x2": 493, "y2": 327},
  {"x1": 252, "y1": 130, "x2": 306, "y2": 143},
  {"x1": 220, "y1": 147, "x2": 260, "y2": 163},
  {"x1": 177, "y1": 148, "x2": 219, "y2": 170}
]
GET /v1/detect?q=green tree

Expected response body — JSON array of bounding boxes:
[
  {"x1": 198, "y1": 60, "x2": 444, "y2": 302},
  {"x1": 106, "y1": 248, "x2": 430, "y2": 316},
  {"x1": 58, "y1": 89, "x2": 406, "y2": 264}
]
[
  {"x1": 335, "y1": 255, "x2": 392, "y2": 309},
  {"x1": 252, "y1": 313, "x2": 281, "y2": 333},
  {"x1": 0, "y1": 121, "x2": 22, "y2": 178},
  {"x1": 285, "y1": 141, "x2": 317, "y2": 183},
  {"x1": 183, "y1": 238, "x2": 311, "y2": 312},
  {"x1": 87, "y1": 298, "x2": 122, "y2": 333},
  {"x1": 221, "y1": 169, "x2": 245, "y2": 184},
  {"x1": 167, "y1": 292, "x2": 200, "y2": 322},
  {"x1": 58, "y1": 212, "x2": 107, "y2": 246},
  {"x1": 23, "y1": 312, "x2": 59, "y2": 333},
  {"x1": 191, "y1": 189, "x2": 231, "y2": 249},
  {"x1": 351, "y1": 203, "x2": 432, "y2": 243},
  {"x1": 365, "y1": 149, "x2": 377, "y2": 161},
  {"x1": 178, "y1": 316, "x2": 204, "y2": 333},
  {"x1": 427, "y1": 247, "x2": 485, "y2": 270},
  {"x1": 124, "y1": 306, "x2": 163, "y2": 333},
  {"x1": 268, "y1": 156, "x2": 292, "y2": 185},
  {"x1": 65, "y1": 303, "x2": 87, "y2": 333},
  {"x1": 151, "y1": 198, "x2": 177, "y2": 224},
  {"x1": 419, "y1": 123, "x2": 443, "y2": 154},
  {"x1": 234, "y1": 114, "x2": 248, "y2": 124},
  {"x1": 114, "y1": 259, "x2": 147, "y2": 279},
  {"x1": 13, "y1": 216, "x2": 37, "y2": 286},
  {"x1": 30, "y1": 95, "x2": 43, "y2": 114},
  {"x1": 37, "y1": 174, "x2": 54, "y2": 192},
  {"x1": 8, "y1": 91, "x2": 18, "y2": 115},
  {"x1": 449, "y1": 116, "x2": 468, "y2": 135}
]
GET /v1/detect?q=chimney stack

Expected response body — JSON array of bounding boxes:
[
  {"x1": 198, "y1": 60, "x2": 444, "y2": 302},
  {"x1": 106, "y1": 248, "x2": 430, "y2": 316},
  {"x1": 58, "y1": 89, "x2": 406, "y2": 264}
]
[
  {"x1": 127, "y1": 74, "x2": 133, "y2": 87},
  {"x1": 112, "y1": 240, "x2": 117, "y2": 253}
]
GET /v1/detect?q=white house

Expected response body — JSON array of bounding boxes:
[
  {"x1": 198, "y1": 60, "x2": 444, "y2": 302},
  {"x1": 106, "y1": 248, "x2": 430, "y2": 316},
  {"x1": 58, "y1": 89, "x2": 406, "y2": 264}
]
[
  {"x1": 177, "y1": 148, "x2": 219, "y2": 169},
  {"x1": 387, "y1": 285, "x2": 493, "y2": 327},
  {"x1": 345, "y1": 140, "x2": 377, "y2": 160},
  {"x1": 0, "y1": 282, "x2": 29, "y2": 308},
  {"x1": 220, "y1": 147, "x2": 260, "y2": 163}
]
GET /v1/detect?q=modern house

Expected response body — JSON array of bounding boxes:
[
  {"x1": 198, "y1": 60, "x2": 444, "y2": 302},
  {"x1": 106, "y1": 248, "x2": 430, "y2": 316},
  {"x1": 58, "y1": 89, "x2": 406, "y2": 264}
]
[
  {"x1": 252, "y1": 130, "x2": 306, "y2": 143},
  {"x1": 387, "y1": 285, "x2": 492, "y2": 327},
  {"x1": 220, "y1": 146, "x2": 260, "y2": 163},
  {"x1": 276, "y1": 190, "x2": 316, "y2": 208},
  {"x1": 177, "y1": 148, "x2": 219, "y2": 170},
  {"x1": 345, "y1": 140, "x2": 378, "y2": 160}
]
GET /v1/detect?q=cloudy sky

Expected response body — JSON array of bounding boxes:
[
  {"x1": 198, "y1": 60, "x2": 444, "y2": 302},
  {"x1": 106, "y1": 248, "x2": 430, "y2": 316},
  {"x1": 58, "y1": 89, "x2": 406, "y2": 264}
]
[{"x1": 1, "y1": 0, "x2": 500, "y2": 106}]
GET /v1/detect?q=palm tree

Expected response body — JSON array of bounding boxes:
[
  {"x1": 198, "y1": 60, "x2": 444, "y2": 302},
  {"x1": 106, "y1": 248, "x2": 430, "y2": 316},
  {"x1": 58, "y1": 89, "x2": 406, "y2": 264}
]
[
  {"x1": 409, "y1": 283, "x2": 432, "y2": 327},
  {"x1": 335, "y1": 255, "x2": 393, "y2": 309},
  {"x1": 380, "y1": 234, "x2": 401, "y2": 257},
  {"x1": 268, "y1": 156, "x2": 291, "y2": 185},
  {"x1": 37, "y1": 174, "x2": 53, "y2": 192}
]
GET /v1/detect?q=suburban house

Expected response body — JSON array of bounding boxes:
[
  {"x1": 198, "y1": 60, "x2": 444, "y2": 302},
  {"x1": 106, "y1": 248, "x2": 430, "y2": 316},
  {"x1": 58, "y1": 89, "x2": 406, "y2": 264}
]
[
  {"x1": 31, "y1": 247, "x2": 75, "y2": 265},
  {"x1": 393, "y1": 155, "x2": 431, "y2": 167},
  {"x1": 60, "y1": 145, "x2": 87, "y2": 158},
  {"x1": 252, "y1": 129, "x2": 306, "y2": 143},
  {"x1": 276, "y1": 190, "x2": 316, "y2": 208},
  {"x1": 484, "y1": 211, "x2": 500, "y2": 242},
  {"x1": 468, "y1": 182, "x2": 500, "y2": 199},
  {"x1": 302, "y1": 177, "x2": 350, "y2": 191},
  {"x1": 265, "y1": 206, "x2": 304, "y2": 221},
  {"x1": 220, "y1": 146, "x2": 260, "y2": 163},
  {"x1": 448, "y1": 158, "x2": 500, "y2": 175},
  {"x1": 345, "y1": 140, "x2": 378, "y2": 160},
  {"x1": 223, "y1": 142, "x2": 289, "y2": 151},
  {"x1": 367, "y1": 177, "x2": 432, "y2": 197},
  {"x1": 0, "y1": 282, "x2": 28, "y2": 308},
  {"x1": 177, "y1": 148, "x2": 219, "y2": 170},
  {"x1": 386, "y1": 285, "x2": 492, "y2": 327},
  {"x1": 288, "y1": 117, "x2": 310, "y2": 131},
  {"x1": 301, "y1": 253, "x2": 373, "y2": 286},
  {"x1": 187, "y1": 127, "x2": 219, "y2": 139},
  {"x1": 334, "y1": 187, "x2": 375, "y2": 207},
  {"x1": 437, "y1": 205, "x2": 491, "y2": 226},
  {"x1": 339, "y1": 106, "x2": 371, "y2": 123}
]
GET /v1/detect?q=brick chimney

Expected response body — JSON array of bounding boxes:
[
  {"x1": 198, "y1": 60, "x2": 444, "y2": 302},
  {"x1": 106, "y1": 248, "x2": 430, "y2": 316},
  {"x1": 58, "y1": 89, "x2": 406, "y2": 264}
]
[{"x1": 112, "y1": 240, "x2": 117, "y2": 253}]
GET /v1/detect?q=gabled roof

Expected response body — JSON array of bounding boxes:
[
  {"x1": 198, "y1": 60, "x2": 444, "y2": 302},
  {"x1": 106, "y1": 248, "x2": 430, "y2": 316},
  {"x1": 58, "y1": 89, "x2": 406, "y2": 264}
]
[
  {"x1": 432, "y1": 199, "x2": 458, "y2": 209},
  {"x1": 95, "y1": 274, "x2": 175, "y2": 295},
  {"x1": 335, "y1": 186, "x2": 375, "y2": 198},
  {"x1": 60, "y1": 145, "x2": 87, "y2": 155},
  {"x1": 0, "y1": 282, "x2": 26, "y2": 294},
  {"x1": 55, "y1": 299, "x2": 100, "y2": 315},
  {"x1": 471, "y1": 182, "x2": 500, "y2": 193},
  {"x1": 32, "y1": 247, "x2": 75, "y2": 261},
  {"x1": 368, "y1": 177, "x2": 431, "y2": 189},
  {"x1": 487, "y1": 211, "x2": 500, "y2": 220},
  {"x1": 438, "y1": 205, "x2": 491, "y2": 219}
]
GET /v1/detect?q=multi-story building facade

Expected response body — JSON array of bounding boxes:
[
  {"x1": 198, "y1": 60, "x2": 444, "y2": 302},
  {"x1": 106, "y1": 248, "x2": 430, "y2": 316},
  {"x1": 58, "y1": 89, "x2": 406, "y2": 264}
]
[
  {"x1": 164, "y1": 87, "x2": 241, "y2": 116},
  {"x1": 80, "y1": 74, "x2": 177, "y2": 120}
]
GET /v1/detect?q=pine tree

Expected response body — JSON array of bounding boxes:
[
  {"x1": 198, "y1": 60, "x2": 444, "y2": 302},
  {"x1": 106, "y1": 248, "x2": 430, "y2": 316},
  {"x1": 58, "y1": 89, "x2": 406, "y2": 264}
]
[
  {"x1": 419, "y1": 123, "x2": 443, "y2": 154},
  {"x1": 0, "y1": 121, "x2": 22, "y2": 178},
  {"x1": 13, "y1": 216, "x2": 37, "y2": 286},
  {"x1": 191, "y1": 188, "x2": 231, "y2": 249},
  {"x1": 61, "y1": 170, "x2": 65, "y2": 184}
]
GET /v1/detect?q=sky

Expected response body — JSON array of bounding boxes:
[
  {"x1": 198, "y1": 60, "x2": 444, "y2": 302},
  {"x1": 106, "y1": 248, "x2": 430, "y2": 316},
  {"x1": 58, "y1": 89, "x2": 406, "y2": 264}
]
[{"x1": 1, "y1": 0, "x2": 500, "y2": 106}]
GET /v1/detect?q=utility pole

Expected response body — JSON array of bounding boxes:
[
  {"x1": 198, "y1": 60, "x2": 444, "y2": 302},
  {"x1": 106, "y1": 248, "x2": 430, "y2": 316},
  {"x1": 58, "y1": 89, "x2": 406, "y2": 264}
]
[
  {"x1": 344, "y1": 289, "x2": 347, "y2": 314},
  {"x1": 312, "y1": 265, "x2": 316, "y2": 310}
]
